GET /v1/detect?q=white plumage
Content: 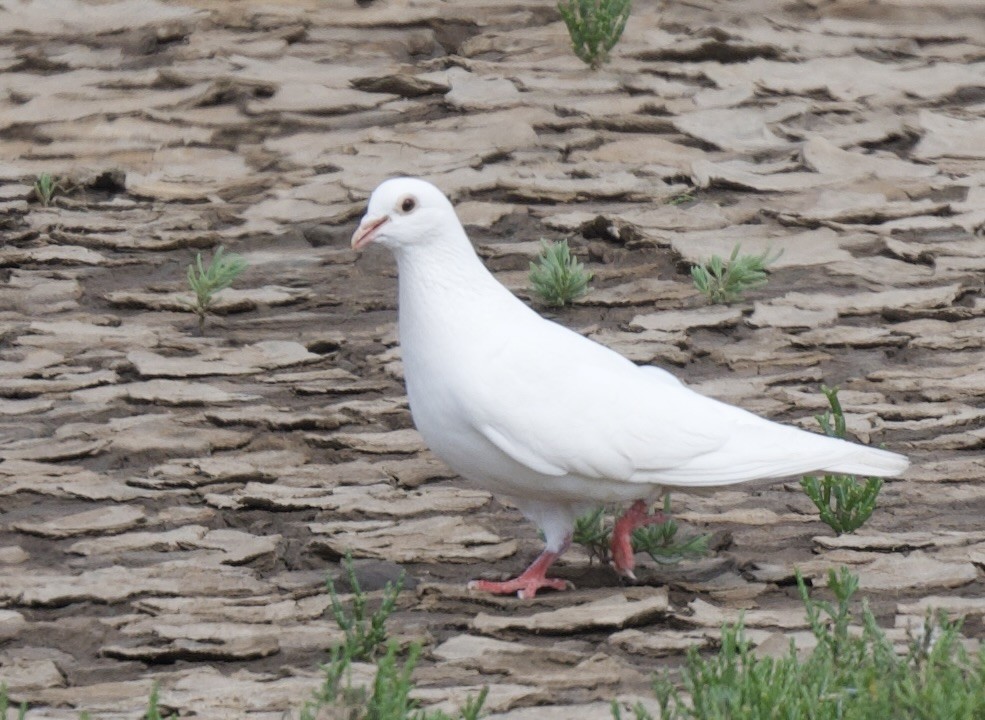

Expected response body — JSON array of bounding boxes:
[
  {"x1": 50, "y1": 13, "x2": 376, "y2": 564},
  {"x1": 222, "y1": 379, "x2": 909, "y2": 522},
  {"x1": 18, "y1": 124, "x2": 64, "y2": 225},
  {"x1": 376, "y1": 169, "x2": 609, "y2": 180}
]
[{"x1": 351, "y1": 177, "x2": 909, "y2": 598}]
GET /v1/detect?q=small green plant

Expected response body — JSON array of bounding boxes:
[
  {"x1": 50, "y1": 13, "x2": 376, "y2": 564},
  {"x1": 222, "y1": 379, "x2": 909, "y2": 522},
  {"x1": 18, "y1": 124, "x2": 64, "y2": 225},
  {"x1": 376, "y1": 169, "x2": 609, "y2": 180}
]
[
  {"x1": 529, "y1": 238, "x2": 593, "y2": 307},
  {"x1": 800, "y1": 386, "x2": 883, "y2": 534},
  {"x1": 186, "y1": 245, "x2": 247, "y2": 333},
  {"x1": 33, "y1": 172, "x2": 63, "y2": 206},
  {"x1": 300, "y1": 642, "x2": 488, "y2": 720},
  {"x1": 0, "y1": 683, "x2": 27, "y2": 720},
  {"x1": 573, "y1": 495, "x2": 709, "y2": 566},
  {"x1": 557, "y1": 0, "x2": 632, "y2": 70},
  {"x1": 145, "y1": 682, "x2": 175, "y2": 720},
  {"x1": 632, "y1": 496, "x2": 710, "y2": 565},
  {"x1": 624, "y1": 567, "x2": 985, "y2": 720},
  {"x1": 667, "y1": 190, "x2": 696, "y2": 206},
  {"x1": 327, "y1": 552, "x2": 405, "y2": 662},
  {"x1": 690, "y1": 243, "x2": 781, "y2": 304}
]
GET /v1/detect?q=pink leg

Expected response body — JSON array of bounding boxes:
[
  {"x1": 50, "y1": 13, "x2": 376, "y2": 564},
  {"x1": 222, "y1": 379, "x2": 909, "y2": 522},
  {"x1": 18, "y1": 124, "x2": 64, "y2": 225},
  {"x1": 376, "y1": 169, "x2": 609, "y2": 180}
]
[
  {"x1": 610, "y1": 499, "x2": 667, "y2": 580},
  {"x1": 468, "y1": 539, "x2": 573, "y2": 600}
]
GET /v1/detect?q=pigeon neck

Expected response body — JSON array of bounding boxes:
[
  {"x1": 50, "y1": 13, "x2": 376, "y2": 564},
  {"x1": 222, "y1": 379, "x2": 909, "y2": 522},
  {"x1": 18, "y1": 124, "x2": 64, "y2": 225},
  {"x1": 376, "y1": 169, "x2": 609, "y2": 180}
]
[{"x1": 394, "y1": 229, "x2": 501, "y2": 299}]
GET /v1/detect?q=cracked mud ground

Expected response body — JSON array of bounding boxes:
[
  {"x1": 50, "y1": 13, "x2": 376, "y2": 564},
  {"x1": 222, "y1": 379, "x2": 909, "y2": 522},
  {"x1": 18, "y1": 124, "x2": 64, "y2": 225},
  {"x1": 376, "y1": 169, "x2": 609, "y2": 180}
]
[{"x1": 1, "y1": 0, "x2": 985, "y2": 717}]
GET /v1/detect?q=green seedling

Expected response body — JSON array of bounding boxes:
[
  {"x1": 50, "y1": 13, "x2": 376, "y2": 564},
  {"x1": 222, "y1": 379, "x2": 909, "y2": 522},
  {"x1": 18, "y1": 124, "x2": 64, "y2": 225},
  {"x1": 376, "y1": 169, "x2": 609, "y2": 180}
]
[
  {"x1": 632, "y1": 496, "x2": 709, "y2": 565},
  {"x1": 667, "y1": 190, "x2": 696, "y2": 206},
  {"x1": 0, "y1": 683, "x2": 27, "y2": 720},
  {"x1": 529, "y1": 238, "x2": 593, "y2": 307},
  {"x1": 327, "y1": 551, "x2": 405, "y2": 662},
  {"x1": 573, "y1": 495, "x2": 709, "y2": 566},
  {"x1": 557, "y1": 0, "x2": 632, "y2": 70},
  {"x1": 300, "y1": 642, "x2": 488, "y2": 720},
  {"x1": 800, "y1": 386, "x2": 883, "y2": 534},
  {"x1": 632, "y1": 567, "x2": 985, "y2": 720},
  {"x1": 186, "y1": 245, "x2": 247, "y2": 333},
  {"x1": 33, "y1": 172, "x2": 63, "y2": 206},
  {"x1": 691, "y1": 243, "x2": 781, "y2": 304},
  {"x1": 145, "y1": 682, "x2": 175, "y2": 720}
]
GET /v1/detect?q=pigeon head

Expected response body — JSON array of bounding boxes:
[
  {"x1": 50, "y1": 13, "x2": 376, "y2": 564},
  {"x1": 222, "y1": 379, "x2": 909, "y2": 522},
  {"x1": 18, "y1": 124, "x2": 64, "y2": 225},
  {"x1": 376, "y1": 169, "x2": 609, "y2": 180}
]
[{"x1": 351, "y1": 177, "x2": 458, "y2": 252}]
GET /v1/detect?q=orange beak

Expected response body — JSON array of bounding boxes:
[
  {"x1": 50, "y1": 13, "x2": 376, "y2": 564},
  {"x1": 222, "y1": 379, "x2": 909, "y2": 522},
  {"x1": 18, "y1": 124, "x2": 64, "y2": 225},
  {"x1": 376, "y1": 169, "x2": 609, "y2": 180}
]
[{"x1": 351, "y1": 215, "x2": 389, "y2": 250}]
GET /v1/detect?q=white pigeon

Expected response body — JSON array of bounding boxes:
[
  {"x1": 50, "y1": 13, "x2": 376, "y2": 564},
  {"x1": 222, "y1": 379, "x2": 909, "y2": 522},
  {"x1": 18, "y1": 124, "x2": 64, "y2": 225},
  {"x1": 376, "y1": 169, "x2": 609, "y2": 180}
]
[{"x1": 351, "y1": 177, "x2": 909, "y2": 599}]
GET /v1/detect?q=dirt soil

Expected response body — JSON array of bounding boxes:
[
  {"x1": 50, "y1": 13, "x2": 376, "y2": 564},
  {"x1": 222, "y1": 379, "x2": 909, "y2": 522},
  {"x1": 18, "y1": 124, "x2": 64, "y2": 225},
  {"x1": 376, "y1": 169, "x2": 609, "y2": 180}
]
[{"x1": 2, "y1": 0, "x2": 985, "y2": 717}]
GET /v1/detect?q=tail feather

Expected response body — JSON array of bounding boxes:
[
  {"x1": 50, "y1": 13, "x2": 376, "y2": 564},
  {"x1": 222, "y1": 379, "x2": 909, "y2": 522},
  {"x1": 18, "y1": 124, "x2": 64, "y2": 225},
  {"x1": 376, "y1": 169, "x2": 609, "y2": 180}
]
[
  {"x1": 651, "y1": 422, "x2": 909, "y2": 488},
  {"x1": 821, "y1": 443, "x2": 909, "y2": 477}
]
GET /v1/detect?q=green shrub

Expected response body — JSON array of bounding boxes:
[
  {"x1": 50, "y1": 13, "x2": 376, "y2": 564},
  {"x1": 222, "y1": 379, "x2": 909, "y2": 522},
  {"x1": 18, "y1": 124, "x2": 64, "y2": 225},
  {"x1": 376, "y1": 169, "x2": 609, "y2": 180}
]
[
  {"x1": 691, "y1": 243, "x2": 780, "y2": 304},
  {"x1": 529, "y1": 238, "x2": 592, "y2": 307},
  {"x1": 186, "y1": 245, "x2": 247, "y2": 333},
  {"x1": 557, "y1": 0, "x2": 632, "y2": 70},
  {"x1": 573, "y1": 496, "x2": 709, "y2": 565},
  {"x1": 327, "y1": 552, "x2": 405, "y2": 661},
  {"x1": 800, "y1": 386, "x2": 883, "y2": 534},
  {"x1": 618, "y1": 567, "x2": 985, "y2": 720}
]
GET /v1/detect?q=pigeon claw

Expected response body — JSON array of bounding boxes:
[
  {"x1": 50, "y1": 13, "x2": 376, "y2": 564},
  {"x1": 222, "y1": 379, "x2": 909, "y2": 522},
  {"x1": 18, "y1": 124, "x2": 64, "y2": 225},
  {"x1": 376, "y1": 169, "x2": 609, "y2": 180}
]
[
  {"x1": 468, "y1": 577, "x2": 573, "y2": 600},
  {"x1": 467, "y1": 547, "x2": 571, "y2": 599},
  {"x1": 610, "y1": 499, "x2": 667, "y2": 580}
]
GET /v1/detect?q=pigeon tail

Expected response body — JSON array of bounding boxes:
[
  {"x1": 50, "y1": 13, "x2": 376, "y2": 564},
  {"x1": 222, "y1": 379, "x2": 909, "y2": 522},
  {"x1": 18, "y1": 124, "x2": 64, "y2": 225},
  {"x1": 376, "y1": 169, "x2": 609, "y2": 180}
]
[{"x1": 816, "y1": 442, "x2": 909, "y2": 478}]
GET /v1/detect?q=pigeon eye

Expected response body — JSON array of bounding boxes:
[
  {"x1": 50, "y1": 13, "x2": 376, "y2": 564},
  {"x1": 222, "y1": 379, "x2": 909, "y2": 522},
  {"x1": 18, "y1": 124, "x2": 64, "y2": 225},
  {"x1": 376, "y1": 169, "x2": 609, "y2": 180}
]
[{"x1": 400, "y1": 196, "x2": 416, "y2": 214}]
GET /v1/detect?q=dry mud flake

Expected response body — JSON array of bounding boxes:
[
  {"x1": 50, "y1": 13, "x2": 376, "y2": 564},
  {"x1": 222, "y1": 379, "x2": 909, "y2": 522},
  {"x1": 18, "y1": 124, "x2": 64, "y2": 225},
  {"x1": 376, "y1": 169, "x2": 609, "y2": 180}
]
[
  {"x1": 309, "y1": 515, "x2": 517, "y2": 563},
  {"x1": 913, "y1": 111, "x2": 985, "y2": 160},
  {"x1": 11, "y1": 505, "x2": 145, "y2": 539},
  {"x1": 666, "y1": 226, "x2": 854, "y2": 270},
  {"x1": 124, "y1": 379, "x2": 261, "y2": 406},
  {"x1": 679, "y1": 598, "x2": 810, "y2": 630},
  {"x1": 125, "y1": 147, "x2": 254, "y2": 201},
  {"x1": 0, "y1": 0, "x2": 199, "y2": 34},
  {"x1": 608, "y1": 628, "x2": 714, "y2": 656},
  {"x1": 0, "y1": 460, "x2": 149, "y2": 502},
  {"x1": 102, "y1": 636, "x2": 279, "y2": 663},
  {"x1": 804, "y1": 551, "x2": 979, "y2": 592},
  {"x1": 71, "y1": 526, "x2": 280, "y2": 565},
  {"x1": 161, "y1": 666, "x2": 365, "y2": 717},
  {"x1": 0, "y1": 244, "x2": 109, "y2": 267},
  {"x1": 765, "y1": 285, "x2": 961, "y2": 319},
  {"x1": 0, "y1": 561, "x2": 269, "y2": 606},
  {"x1": 673, "y1": 102, "x2": 808, "y2": 153},
  {"x1": 106, "y1": 286, "x2": 312, "y2": 314},
  {"x1": 63, "y1": 413, "x2": 251, "y2": 456},
  {"x1": 127, "y1": 341, "x2": 320, "y2": 378},
  {"x1": 802, "y1": 135, "x2": 938, "y2": 181},
  {"x1": 0, "y1": 610, "x2": 27, "y2": 642},
  {"x1": 312, "y1": 427, "x2": 426, "y2": 454},
  {"x1": 0, "y1": 271, "x2": 81, "y2": 313},
  {"x1": 20, "y1": 319, "x2": 162, "y2": 352},
  {"x1": 134, "y1": 594, "x2": 332, "y2": 625},
  {"x1": 814, "y1": 530, "x2": 985, "y2": 553},
  {"x1": 575, "y1": 277, "x2": 697, "y2": 307},
  {"x1": 414, "y1": 684, "x2": 549, "y2": 717},
  {"x1": 774, "y1": 190, "x2": 949, "y2": 226},
  {"x1": 471, "y1": 588, "x2": 669, "y2": 635},
  {"x1": 630, "y1": 305, "x2": 742, "y2": 333}
]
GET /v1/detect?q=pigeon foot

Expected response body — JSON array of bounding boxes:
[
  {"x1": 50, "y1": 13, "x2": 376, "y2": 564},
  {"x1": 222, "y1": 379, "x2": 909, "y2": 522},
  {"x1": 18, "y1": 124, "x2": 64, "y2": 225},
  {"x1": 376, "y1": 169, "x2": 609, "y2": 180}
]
[
  {"x1": 468, "y1": 548, "x2": 572, "y2": 599},
  {"x1": 610, "y1": 499, "x2": 667, "y2": 578}
]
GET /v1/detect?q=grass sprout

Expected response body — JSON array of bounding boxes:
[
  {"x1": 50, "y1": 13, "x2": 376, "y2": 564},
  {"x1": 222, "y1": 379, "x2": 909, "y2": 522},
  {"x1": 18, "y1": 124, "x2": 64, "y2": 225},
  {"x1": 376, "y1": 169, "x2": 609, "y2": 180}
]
[
  {"x1": 667, "y1": 190, "x2": 696, "y2": 206},
  {"x1": 573, "y1": 495, "x2": 710, "y2": 566},
  {"x1": 0, "y1": 684, "x2": 26, "y2": 720},
  {"x1": 557, "y1": 0, "x2": 632, "y2": 70},
  {"x1": 33, "y1": 172, "x2": 63, "y2": 207},
  {"x1": 529, "y1": 238, "x2": 593, "y2": 307},
  {"x1": 327, "y1": 551, "x2": 405, "y2": 661},
  {"x1": 186, "y1": 245, "x2": 247, "y2": 333},
  {"x1": 300, "y1": 642, "x2": 488, "y2": 720},
  {"x1": 628, "y1": 567, "x2": 985, "y2": 720},
  {"x1": 145, "y1": 682, "x2": 175, "y2": 720},
  {"x1": 691, "y1": 243, "x2": 781, "y2": 304},
  {"x1": 800, "y1": 386, "x2": 883, "y2": 534}
]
